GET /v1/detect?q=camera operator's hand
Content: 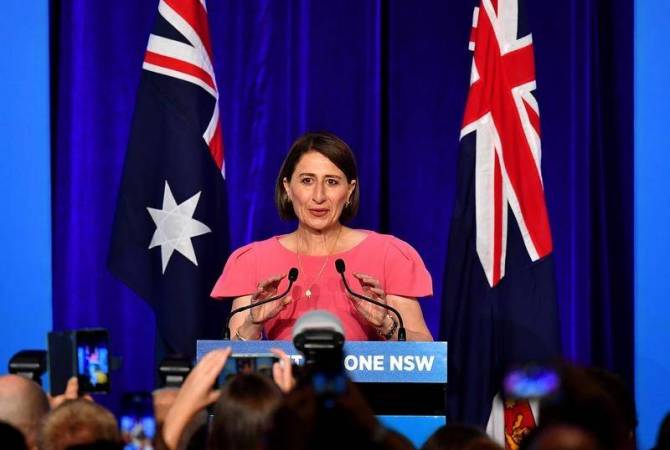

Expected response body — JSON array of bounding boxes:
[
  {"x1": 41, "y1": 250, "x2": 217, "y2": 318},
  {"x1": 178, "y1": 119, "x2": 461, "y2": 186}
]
[
  {"x1": 48, "y1": 377, "x2": 93, "y2": 409},
  {"x1": 162, "y1": 348, "x2": 231, "y2": 450},
  {"x1": 348, "y1": 273, "x2": 388, "y2": 328},
  {"x1": 271, "y1": 348, "x2": 295, "y2": 393}
]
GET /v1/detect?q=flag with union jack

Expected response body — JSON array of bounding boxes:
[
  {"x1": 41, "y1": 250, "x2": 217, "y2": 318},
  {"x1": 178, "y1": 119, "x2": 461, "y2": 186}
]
[
  {"x1": 108, "y1": 0, "x2": 229, "y2": 358},
  {"x1": 440, "y1": 0, "x2": 561, "y2": 431}
]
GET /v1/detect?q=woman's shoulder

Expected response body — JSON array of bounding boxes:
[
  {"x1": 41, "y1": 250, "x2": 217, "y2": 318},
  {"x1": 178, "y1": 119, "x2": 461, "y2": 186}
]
[
  {"x1": 359, "y1": 231, "x2": 432, "y2": 296},
  {"x1": 360, "y1": 230, "x2": 421, "y2": 260},
  {"x1": 228, "y1": 235, "x2": 285, "y2": 261}
]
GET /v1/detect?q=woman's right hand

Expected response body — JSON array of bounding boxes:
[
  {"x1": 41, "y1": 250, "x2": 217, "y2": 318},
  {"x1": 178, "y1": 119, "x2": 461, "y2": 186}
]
[{"x1": 247, "y1": 274, "x2": 293, "y2": 325}]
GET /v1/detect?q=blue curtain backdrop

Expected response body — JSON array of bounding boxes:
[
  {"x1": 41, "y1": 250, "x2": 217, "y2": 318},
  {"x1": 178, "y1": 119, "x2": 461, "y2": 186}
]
[{"x1": 51, "y1": 0, "x2": 632, "y2": 408}]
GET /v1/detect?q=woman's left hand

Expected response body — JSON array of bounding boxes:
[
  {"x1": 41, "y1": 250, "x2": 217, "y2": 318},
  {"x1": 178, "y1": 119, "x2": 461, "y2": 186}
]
[{"x1": 348, "y1": 273, "x2": 389, "y2": 328}]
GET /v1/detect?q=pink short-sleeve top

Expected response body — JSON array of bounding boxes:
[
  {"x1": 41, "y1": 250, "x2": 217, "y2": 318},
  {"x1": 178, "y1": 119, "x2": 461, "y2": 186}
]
[{"x1": 210, "y1": 230, "x2": 432, "y2": 340}]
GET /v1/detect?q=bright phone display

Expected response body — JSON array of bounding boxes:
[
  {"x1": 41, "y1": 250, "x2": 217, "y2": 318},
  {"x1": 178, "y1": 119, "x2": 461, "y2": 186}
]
[
  {"x1": 503, "y1": 365, "x2": 560, "y2": 399},
  {"x1": 76, "y1": 329, "x2": 110, "y2": 393},
  {"x1": 120, "y1": 392, "x2": 156, "y2": 450},
  {"x1": 218, "y1": 353, "x2": 278, "y2": 385}
]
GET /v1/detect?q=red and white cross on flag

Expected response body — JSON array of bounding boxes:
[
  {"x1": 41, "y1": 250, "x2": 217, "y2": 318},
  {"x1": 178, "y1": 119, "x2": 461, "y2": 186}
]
[
  {"x1": 142, "y1": 0, "x2": 225, "y2": 177},
  {"x1": 461, "y1": 0, "x2": 553, "y2": 287}
]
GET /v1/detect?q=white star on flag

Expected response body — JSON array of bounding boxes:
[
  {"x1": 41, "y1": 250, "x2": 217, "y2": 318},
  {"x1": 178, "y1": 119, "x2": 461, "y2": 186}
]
[{"x1": 147, "y1": 181, "x2": 211, "y2": 273}]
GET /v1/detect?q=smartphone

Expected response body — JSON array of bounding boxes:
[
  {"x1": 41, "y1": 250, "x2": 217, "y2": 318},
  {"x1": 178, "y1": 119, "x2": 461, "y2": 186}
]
[
  {"x1": 218, "y1": 353, "x2": 278, "y2": 385},
  {"x1": 503, "y1": 365, "x2": 560, "y2": 399},
  {"x1": 48, "y1": 328, "x2": 111, "y2": 395},
  {"x1": 76, "y1": 329, "x2": 111, "y2": 393},
  {"x1": 120, "y1": 392, "x2": 156, "y2": 450}
]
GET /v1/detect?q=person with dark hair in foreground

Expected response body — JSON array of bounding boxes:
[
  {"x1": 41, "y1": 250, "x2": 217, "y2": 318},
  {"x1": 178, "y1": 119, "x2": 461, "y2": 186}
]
[
  {"x1": 211, "y1": 131, "x2": 433, "y2": 342},
  {"x1": 462, "y1": 438, "x2": 503, "y2": 450},
  {"x1": 0, "y1": 420, "x2": 29, "y2": 450},
  {"x1": 66, "y1": 443, "x2": 123, "y2": 450},
  {"x1": 519, "y1": 425, "x2": 600, "y2": 450},
  {"x1": 536, "y1": 364, "x2": 630, "y2": 450},
  {"x1": 207, "y1": 373, "x2": 283, "y2": 450},
  {"x1": 584, "y1": 366, "x2": 638, "y2": 446},
  {"x1": 160, "y1": 349, "x2": 232, "y2": 450},
  {"x1": 265, "y1": 374, "x2": 408, "y2": 450},
  {"x1": 420, "y1": 424, "x2": 488, "y2": 450},
  {"x1": 158, "y1": 347, "x2": 294, "y2": 450}
]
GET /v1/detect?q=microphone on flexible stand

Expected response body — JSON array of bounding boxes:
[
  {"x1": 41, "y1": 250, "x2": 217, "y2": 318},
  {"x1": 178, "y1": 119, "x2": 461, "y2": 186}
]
[
  {"x1": 222, "y1": 268, "x2": 299, "y2": 340},
  {"x1": 334, "y1": 259, "x2": 406, "y2": 341}
]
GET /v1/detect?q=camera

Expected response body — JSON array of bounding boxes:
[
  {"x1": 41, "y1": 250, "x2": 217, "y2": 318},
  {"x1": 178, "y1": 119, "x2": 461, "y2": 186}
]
[{"x1": 48, "y1": 328, "x2": 111, "y2": 395}]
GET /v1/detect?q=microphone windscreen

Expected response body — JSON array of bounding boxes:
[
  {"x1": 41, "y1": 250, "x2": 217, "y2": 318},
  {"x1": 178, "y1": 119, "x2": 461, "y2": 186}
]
[
  {"x1": 335, "y1": 258, "x2": 346, "y2": 274},
  {"x1": 288, "y1": 267, "x2": 299, "y2": 282},
  {"x1": 292, "y1": 310, "x2": 344, "y2": 340}
]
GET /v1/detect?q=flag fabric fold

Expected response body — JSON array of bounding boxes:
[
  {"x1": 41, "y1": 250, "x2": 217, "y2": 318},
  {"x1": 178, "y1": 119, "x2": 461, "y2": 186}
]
[
  {"x1": 108, "y1": 0, "x2": 229, "y2": 358},
  {"x1": 441, "y1": 0, "x2": 561, "y2": 429}
]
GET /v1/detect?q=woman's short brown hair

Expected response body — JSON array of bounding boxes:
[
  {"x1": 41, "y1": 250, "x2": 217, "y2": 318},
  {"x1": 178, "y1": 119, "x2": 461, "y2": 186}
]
[{"x1": 275, "y1": 132, "x2": 360, "y2": 223}]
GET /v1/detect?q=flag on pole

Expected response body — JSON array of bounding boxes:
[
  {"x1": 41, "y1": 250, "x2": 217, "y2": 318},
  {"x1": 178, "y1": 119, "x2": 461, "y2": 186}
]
[
  {"x1": 440, "y1": 0, "x2": 561, "y2": 436},
  {"x1": 108, "y1": 0, "x2": 229, "y2": 358}
]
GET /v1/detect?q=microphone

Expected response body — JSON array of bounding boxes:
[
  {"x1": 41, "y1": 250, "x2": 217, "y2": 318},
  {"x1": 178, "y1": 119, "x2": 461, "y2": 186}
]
[
  {"x1": 222, "y1": 268, "x2": 299, "y2": 340},
  {"x1": 335, "y1": 259, "x2": 406, "y2": 341}
]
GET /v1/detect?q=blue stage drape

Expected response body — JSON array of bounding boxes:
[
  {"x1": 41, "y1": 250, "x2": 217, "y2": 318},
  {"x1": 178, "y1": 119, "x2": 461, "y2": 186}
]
[{"x1": 52, "y1": 0, "x2": 632, "y2": 409}]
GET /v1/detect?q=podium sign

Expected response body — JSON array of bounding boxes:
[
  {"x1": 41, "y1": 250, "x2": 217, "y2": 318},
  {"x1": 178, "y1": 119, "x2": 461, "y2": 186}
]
[{"x1": 196, "y1": 340, "x2": 447, "y2": 383}]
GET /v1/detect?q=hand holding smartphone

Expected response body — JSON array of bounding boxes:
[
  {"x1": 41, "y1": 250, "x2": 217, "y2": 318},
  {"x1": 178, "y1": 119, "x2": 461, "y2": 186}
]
[{"x1": 48, "y1": 328, "x2": 111, "y2": 395}]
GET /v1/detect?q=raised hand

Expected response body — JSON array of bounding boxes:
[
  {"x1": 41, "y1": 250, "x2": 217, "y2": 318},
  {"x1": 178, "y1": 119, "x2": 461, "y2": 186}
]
[
  {"x1": 248, "y1": 274, "x2": 293, "y2": 325},
  {"x1": 270, "y1": 348, "x2": 295, "y2": 393},
  {"x1": 162, "y1": 348, "x2": 231, "y2": 450},
  {"x1": 48, "y1": 377, "x2": 93, "y2": 409},
  {"x1": 349, "y1": 273, "x2": 389, "y2": 328}
]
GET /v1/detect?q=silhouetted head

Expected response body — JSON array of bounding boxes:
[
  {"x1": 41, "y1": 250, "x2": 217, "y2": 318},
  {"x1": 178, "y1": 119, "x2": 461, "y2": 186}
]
[
  {"x1": 0, "y1": 375, "x2": 49, "y2": 450},
  {"x1": 420, "y1": 424, "x2": 486, "y2": 450},
  {"x1": 207, "y1": 373, "x2": 282, "y2": 450}
]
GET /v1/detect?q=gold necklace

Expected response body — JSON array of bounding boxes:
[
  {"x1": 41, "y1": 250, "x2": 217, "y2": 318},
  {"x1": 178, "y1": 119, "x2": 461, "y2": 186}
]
[{"x1": 296, "y1": 227, "x2": 342, "y2": 299}]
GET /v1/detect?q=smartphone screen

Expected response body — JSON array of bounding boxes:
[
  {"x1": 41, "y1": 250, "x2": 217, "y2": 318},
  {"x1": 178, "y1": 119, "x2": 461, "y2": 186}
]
[
  {"x1": 218, "y1": 353, "x2": 278, "y2": 385},
  {"x1": 76, "y1": 329, "x2": 110, "y2": 393},
  {"x1": 503, "y1": 365, "x2": 560, "y2": 399},
  {"x1": 120, "y1": 392, "x2": 156, "y2": 450}
]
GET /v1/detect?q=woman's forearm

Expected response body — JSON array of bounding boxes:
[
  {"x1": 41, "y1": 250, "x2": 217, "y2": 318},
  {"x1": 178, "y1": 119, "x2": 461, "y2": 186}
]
[{"x1": 234, "y1": 314, "x2": 263, "y2": 340}]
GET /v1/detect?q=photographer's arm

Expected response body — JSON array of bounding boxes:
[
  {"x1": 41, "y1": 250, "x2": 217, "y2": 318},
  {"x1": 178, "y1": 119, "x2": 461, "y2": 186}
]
[{"x1": 162, "y1": 348, "x2": 231, "y2": 450}]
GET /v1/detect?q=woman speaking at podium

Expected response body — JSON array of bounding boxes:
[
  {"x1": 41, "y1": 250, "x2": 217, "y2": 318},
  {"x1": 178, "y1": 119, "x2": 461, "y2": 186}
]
[{"x1": 211, "y1": 132, "x2": 433, "y2": 342}]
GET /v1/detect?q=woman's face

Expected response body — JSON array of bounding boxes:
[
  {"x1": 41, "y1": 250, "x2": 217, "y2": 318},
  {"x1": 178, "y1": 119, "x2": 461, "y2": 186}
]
[{"x1": 283, "y1": 151, "x2": 356, "y2": 232}]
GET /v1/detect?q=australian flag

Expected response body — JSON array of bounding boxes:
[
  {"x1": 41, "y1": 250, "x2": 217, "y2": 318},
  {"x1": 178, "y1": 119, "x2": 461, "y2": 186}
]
[
  {"x1": 440, "y1": 0, "x2": 561, "y2": 427},
  {"x1": 108, "y1": 0, "x2": 229, "y2": 358}
]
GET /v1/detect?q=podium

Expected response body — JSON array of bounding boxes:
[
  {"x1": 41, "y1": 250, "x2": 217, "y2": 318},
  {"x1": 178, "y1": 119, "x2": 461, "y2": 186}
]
[{"x1": 197, "y1": 340, "x2": 447, "y2": 446}]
